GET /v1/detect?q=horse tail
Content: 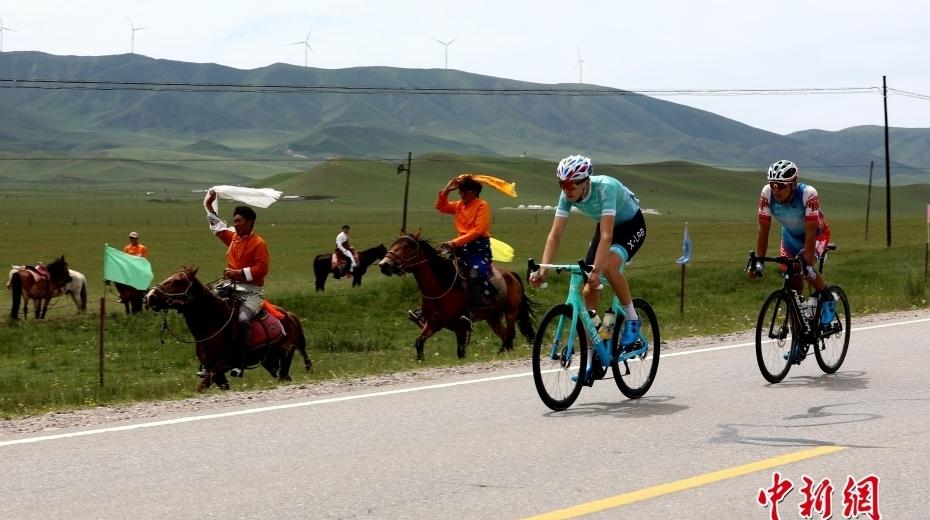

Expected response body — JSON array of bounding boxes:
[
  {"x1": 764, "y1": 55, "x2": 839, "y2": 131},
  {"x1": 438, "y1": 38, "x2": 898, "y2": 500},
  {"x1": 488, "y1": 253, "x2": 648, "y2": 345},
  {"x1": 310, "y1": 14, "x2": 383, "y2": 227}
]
[
  {"x1": 514, "y1": 273, "x2": 537, "y2": 342},
  {"x1": 291, "y1": 313, "x2": 313, "y2": 372},
  {"x1": 10, "y1": 272, "x2": 22, "y2": 320},
  {"x1": 79, "y1": 279, "x2": 87, "y2": 313},
  {"x1": 313, "y1": 255, "x2": 327, "y2": 292}
]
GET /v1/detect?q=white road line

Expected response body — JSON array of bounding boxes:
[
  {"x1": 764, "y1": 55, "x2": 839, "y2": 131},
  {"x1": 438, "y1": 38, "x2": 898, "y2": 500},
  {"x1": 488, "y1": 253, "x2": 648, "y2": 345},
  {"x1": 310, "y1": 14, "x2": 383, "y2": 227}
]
[{"x1": 2, "y1": 316, "x2": 927, "y2": 448}]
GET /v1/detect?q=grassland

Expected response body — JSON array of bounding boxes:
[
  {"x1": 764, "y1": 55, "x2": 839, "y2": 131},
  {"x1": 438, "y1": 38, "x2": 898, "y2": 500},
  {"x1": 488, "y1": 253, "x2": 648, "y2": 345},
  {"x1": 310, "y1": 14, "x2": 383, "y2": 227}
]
[{"x1": 1, "y1": 156, "x2": 928, "y2": 418}]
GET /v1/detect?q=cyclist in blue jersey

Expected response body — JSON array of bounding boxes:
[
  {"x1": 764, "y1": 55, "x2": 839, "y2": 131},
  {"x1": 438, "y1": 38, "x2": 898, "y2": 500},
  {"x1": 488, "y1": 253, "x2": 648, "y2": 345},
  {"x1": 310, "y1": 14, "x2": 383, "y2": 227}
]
[
  {"x1": 529, "y1": 155, "x2": 647, "y2": 352},
  {"x1": 748, "y1": 160, "x2": 835, "y2": 325}
]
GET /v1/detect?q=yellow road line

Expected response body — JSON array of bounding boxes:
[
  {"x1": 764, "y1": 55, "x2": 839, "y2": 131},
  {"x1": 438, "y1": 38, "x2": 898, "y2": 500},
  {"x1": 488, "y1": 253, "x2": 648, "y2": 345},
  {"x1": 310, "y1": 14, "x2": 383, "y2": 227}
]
[{"x1": 523, "y1": 445, "x2": 846, "y2": 520}]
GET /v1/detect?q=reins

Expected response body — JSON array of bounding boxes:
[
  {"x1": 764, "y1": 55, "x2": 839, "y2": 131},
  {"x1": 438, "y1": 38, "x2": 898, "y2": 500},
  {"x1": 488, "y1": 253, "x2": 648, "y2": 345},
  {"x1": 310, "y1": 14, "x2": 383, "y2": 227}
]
[
  {"x1": 154, "y1": 274, "x2": 237, "y2": 345},
  {"x1": 386, "y1": 236, "x2": 462, "y2": 300}
]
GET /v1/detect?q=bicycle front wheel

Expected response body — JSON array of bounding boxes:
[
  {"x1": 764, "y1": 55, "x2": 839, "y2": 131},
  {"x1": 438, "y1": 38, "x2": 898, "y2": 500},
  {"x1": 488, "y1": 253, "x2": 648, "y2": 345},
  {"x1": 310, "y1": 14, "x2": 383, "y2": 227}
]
[
  {"x1": 532, "y1": 304, "x2": 588, "y2": 411},
  {"x1": 815, "y1": 285, "x2": 850, "y2": 373},
  {"x1": 755, "y1": 291, "x2": 796, "y2": 383},
  {"x1": 611, "y1": 298, "x2": 660, "y2": 398}
]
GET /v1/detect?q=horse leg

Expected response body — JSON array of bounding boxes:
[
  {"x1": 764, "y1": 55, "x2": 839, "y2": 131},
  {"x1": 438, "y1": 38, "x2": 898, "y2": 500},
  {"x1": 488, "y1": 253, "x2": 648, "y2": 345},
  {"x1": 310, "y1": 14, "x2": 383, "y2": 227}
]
[
  {"x1": 414, "y1": 326, "x2": 438, "y2": 362},
  {"x1": 485, "y1": 313, "x2": 513, "y2": 353},
  {"x1": 453, "y1": 324, "x2": 471, "y2": 359}
]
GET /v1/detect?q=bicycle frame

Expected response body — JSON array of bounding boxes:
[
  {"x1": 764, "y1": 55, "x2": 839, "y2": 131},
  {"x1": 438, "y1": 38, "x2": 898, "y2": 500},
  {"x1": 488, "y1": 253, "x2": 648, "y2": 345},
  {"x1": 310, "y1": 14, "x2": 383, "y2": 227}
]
[
  {"x1": 748, "y1": 246, "x2": 835, "y2": 354},
  {"x1": 531, "y1": 260, "x2": 647, "y2": 370}
]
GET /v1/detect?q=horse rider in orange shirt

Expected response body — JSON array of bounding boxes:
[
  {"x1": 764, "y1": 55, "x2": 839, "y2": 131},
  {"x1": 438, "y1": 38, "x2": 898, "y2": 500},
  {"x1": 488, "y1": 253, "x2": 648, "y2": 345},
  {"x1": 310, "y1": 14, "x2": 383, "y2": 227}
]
[
  {"x1": 204, "y1": 190, "x2": 270, "y2": 377},
  {"x1": 123, "y1": 231, "x2": 148, "y2": 257}
]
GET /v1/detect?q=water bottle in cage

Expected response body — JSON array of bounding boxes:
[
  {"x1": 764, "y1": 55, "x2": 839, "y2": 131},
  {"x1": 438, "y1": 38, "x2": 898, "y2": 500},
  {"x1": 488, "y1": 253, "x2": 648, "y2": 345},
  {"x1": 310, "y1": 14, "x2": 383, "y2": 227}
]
[
  {"x1": 800, "y1": 296, "x2": 817, "y2": 321},
  {"x1": 600, "y1": 309, "x2": 615, "y2": 340}
]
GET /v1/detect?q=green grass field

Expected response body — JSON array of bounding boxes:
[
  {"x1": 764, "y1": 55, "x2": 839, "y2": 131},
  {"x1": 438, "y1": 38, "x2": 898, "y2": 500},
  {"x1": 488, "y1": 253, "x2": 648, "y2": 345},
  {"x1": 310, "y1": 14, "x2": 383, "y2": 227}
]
[{"x1": 1, "y1": 156, "x2": 928, "y2": 418}]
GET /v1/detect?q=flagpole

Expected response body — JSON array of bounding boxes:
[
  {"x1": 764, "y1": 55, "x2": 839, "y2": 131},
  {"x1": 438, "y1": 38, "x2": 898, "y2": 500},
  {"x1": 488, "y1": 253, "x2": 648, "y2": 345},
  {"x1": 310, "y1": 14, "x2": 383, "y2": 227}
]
[
  {"x1": 679, "y1": 263, "x2": 686, "y2": 315},
  {"x1": 925, "y1": 205, "x2": 929, "y2": 281},
  {"x1": 99, "y1": 290, "x2": 105, "y2": 387}
]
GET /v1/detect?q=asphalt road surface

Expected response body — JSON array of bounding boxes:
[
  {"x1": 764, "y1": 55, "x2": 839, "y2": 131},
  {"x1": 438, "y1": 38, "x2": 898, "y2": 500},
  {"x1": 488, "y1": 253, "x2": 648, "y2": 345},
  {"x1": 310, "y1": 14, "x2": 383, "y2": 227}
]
[{"x1": 2, "y1": 312, "x2": 928, "y2": 519}]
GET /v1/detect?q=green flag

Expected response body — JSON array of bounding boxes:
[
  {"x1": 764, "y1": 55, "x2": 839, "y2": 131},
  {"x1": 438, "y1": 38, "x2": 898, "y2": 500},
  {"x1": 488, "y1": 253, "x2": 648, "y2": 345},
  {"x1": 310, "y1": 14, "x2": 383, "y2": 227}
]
[{"x1": 103, "y1": 245, "x2": 153, "y2": 290}]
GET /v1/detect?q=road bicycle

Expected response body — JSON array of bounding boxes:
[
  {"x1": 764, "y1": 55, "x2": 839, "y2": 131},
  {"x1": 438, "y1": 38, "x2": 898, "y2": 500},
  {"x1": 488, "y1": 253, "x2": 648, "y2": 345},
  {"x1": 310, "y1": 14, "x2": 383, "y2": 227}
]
[
  {"x1": 527, "y1": 259, "x2": 660, "y2": 411},
  {"x1": 747, "y1": 245, "x2": 850, "y2": 384}
]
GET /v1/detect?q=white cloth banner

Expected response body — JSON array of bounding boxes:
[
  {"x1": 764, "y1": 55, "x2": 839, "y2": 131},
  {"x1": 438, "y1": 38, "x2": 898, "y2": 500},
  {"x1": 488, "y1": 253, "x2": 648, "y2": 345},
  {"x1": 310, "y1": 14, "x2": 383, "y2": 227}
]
[{"x1": 206, "y1": 185, "x2": 282, "y2": 212}]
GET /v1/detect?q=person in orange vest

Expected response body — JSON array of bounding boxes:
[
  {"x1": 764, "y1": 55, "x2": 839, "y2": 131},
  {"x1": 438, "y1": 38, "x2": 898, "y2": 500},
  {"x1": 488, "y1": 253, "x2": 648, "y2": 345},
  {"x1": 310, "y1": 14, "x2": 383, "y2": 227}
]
[
  {"x1": 204, "y1": 190, "x2": 270, "y2": 377},
  {"x1": 123, "y1": 231, "x2": 148, "y2": 257},
  {"x1": 436, "y1": 175, "x2": 496, "y2": 323}
]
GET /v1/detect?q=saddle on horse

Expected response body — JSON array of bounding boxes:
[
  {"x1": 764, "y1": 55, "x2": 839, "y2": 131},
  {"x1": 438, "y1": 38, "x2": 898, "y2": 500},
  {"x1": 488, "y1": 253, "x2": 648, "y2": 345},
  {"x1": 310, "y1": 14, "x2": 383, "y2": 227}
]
[
  {"x1": 331, "y1": 250, "x2": 359, "y2": 279},
  {"x1": 212, "y1": 281, "x2": 286, "y2": 349},
  {"x1": 462, "y1": 265, "x2": 508, "y2": 309}
]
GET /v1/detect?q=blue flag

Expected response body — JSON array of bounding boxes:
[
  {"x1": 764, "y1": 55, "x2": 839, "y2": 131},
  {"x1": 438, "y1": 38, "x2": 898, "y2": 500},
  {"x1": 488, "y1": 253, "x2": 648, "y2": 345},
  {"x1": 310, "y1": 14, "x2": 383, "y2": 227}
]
[
  {"x1": 676, "y1": 223, "x2": 692, "y2": 265},
  {"x1": 103, "y1": 245, "x2": 154, "y2": 290}
]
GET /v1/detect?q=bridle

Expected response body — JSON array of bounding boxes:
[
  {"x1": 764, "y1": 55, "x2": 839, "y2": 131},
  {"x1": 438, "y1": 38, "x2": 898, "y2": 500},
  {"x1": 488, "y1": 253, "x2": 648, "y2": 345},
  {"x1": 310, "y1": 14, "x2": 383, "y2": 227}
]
[
  {"x1": 384, "y1": 235, "x2": 462, "y2": 300},
  {"x1": 383, "y1": 235, "x2": 431, "y2": 272},
  {"x1": 152, "y1": 271, "x2": 236, "y2": 345}
]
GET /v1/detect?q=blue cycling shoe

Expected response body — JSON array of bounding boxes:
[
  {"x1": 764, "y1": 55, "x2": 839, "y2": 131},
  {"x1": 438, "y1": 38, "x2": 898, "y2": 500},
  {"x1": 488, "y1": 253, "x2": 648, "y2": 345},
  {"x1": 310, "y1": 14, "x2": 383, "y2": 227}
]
[
  {"x1": 571, "y1": 366, "x2": 593, "y2": 385},
  {"x1": 819, "y1": 299, "x2": 836, "y2": 325},
  {"x1": 620, "y1": 319, "x2": 641, "y2": 348}
]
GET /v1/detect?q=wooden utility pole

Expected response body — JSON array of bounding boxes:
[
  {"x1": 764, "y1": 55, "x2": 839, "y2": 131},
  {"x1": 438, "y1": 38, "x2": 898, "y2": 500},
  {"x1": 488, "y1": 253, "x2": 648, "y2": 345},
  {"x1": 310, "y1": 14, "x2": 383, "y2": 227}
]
[
  {"x1": 398, "y1": 152, "x2": 412, "y2": 234},
  {"x1": 883, "y1": 76, "x2": 892, "y2": 248},
  {"x1": 865, "y1": 161, "x2": 874, "y2": 241}
]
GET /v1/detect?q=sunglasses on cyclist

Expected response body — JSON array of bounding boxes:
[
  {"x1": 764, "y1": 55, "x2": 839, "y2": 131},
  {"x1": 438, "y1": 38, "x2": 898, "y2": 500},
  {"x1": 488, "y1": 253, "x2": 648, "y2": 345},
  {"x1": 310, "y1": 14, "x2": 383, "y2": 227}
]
[
  {"x1": 769, "y1": 181, "x2": 792, "y2": 190},
  {"x1": 559, "y1": 179, "x2": 587, "y2": 189}
]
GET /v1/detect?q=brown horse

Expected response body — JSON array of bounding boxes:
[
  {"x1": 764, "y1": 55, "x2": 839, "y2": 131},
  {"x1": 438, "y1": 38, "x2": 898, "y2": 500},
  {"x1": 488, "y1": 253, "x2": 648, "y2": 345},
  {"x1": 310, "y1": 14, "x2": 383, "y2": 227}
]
[
  {"x1": 8, "y1": 256, "x2": 73, "y2": 320},
  {"x1": 144, "y1": 267, "x2": 312, "y2": 391},
  {"x1": 113, "y1": 282, "x2": 145, "y2": 315},
  {"x1": 379, "y1": 234, "x2": 536, "y2": 361}
]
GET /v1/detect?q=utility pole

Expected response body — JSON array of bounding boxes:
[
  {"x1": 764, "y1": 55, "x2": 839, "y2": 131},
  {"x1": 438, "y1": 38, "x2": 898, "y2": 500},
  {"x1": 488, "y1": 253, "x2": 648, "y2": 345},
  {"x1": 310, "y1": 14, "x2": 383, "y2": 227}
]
[
  {"x1": 865, "y1": 161, "x2": 874, "y2": 241},
  {"x1": 397, "y1": 152, "x2": 412, "y2": 234},
  {"x1": 883, "y1": 75, "x2": 892, "y2": 248}
]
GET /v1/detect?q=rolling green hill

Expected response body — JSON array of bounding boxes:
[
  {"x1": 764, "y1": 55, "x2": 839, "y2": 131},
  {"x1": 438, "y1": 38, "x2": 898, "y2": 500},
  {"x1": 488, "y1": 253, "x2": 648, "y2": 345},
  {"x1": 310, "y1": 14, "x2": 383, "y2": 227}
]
[{"x1": 1, "y1": 51, "x2": 928, "y2": 188}]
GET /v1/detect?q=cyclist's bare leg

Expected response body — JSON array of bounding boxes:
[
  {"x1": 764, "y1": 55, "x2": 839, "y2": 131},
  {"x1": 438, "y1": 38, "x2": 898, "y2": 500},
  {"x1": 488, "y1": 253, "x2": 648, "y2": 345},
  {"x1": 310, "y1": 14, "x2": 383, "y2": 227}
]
[{"x1": 582, "y1": 251, "x2": 632, "y2": 310}]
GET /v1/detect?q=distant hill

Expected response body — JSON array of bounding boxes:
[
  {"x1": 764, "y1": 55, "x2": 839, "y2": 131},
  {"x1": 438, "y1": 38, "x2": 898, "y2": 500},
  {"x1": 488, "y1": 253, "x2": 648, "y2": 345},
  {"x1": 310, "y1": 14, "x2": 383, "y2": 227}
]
[{"x1": 1, "y1": 51, "x2": 927, "y2": 187}]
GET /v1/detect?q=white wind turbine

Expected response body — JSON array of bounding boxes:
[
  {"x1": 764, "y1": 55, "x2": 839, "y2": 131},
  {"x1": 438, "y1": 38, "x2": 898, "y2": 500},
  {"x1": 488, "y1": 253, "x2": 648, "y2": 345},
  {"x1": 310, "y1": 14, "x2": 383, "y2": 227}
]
[
  {"x1": 574, "y1": 47, "x2": 585, "y2": 84},
  {"x1": 128, "y1": 18, "x2": 146, "y2": 54},
  {"x1": 0, "y1": 16, "x2": 15, "y2": 52},
  {"x1": 292, "y1": 30, "x2": 315, "y2": 67},
  {"x1": 431, "y1": 36, "x2": 460, "y2": 70}
]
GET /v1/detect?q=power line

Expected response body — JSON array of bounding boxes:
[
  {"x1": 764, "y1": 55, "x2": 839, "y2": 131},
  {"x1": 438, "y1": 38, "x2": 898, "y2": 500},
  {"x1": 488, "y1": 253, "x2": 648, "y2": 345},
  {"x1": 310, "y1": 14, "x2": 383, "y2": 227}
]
[{"x1": 0, "y1": 77, "x2": 894, "y2": 97}]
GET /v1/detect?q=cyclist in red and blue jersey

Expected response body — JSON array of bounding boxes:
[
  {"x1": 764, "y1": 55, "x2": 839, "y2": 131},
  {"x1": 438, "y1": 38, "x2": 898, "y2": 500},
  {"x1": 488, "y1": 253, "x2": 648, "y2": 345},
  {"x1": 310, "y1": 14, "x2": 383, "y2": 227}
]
[
  {"x1": 748, "y1": 160, "x2": 835, "y2": 325},
  {"x1": 529, "y1": 155, "x2": 646, "y2": 351}
]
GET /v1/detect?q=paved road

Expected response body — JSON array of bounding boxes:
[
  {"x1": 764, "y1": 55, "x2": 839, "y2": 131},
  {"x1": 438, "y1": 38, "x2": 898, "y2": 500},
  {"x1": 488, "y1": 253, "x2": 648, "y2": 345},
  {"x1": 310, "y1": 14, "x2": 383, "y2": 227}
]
[{"x1": 2, "y1": 313, "x2": 928, "y2": 519}]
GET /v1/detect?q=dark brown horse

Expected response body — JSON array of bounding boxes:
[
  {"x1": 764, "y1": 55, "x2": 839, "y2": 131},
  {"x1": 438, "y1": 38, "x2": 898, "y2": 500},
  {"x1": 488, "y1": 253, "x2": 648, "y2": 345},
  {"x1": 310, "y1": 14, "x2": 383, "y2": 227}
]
[
  {"x1": 113, "y1": 282, "x2": 145, "y2": 315},
  {"x1": 313, "y1": 244, "x2": 387, "y2": 291},
  {"x1": 8, "y1": 256, "x2": 73, "y2": 320},
  {"x1": 379, "y1": 234, "x2": 536, "y2": 361},
  {"x1": 145, "y1": 267, "x2": 312, "y2": 391}
]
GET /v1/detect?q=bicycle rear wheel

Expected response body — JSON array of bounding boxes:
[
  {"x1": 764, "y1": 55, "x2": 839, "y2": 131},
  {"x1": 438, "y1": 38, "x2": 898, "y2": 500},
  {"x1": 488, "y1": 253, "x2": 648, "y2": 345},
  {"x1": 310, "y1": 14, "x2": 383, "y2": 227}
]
[
  {"x1": 532, "y1": 304, "x2": 588, "y2": 411},
  {"x1": 755, "y1": 291, "x2": 796, "y2": 383},
  {"x1": 611, "y1": 298, "x2": 660, "y2": 398},
  {"x1": 815, "y1": 285, "x2": 850, "y2": 373}
]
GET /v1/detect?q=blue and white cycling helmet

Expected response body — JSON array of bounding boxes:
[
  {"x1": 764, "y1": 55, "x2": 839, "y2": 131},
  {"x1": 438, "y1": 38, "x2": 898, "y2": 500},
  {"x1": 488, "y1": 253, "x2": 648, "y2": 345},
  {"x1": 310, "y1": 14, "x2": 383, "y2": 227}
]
[
  {"x1": 556, "y1": 155, "x2": 592, "y2": 182},
  {"x1": 767, "y1": 160, "x2": 799, "y2": 182}
]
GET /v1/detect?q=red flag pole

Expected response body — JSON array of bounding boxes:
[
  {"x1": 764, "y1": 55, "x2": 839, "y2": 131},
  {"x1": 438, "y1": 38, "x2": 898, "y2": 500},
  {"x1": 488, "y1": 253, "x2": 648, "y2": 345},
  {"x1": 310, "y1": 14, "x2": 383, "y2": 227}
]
[{"x1": 99, "y1": 292, "x2": 105, "y2": 387}]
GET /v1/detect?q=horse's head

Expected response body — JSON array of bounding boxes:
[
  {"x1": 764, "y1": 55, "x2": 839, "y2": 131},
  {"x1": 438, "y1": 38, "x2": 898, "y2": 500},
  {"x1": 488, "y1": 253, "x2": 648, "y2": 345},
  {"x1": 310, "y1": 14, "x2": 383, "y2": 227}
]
[
  {"x1": 379, "y1": 234, "x2": 435, "y2": 276},
  {"x1": 46, "y1": 256, "x2": 72, "y2": 286},
  {"x1": 145, "y1": 267, "x2": 202, "y2": 311}
]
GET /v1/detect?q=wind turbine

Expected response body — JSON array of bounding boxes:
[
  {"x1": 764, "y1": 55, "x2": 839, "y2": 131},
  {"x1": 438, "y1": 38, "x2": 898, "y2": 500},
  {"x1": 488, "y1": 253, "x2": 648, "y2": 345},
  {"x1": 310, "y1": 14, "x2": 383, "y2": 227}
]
[
  {"x1": 0, "y1": 16, "x2": 15, "y2": 52},
  {"x1": 431, "y1": 36, "x2": 460, "y2": 70},
  {"x1": 128, "y1": 18, "x2": 145, "y2": 54},
  {"x1": 574, "y1": 47, "x2": 585, "y2": 84},
  {"x1": 292, "y1": 30, "x2": 315, "y2": 67}
]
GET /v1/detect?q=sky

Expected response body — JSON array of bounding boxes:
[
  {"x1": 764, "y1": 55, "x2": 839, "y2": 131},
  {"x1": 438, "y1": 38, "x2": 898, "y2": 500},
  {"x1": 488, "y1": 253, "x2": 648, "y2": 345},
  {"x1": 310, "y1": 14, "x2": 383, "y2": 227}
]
[{"x1": 1, "y1": 0, "x2": 929, "y2": 135}]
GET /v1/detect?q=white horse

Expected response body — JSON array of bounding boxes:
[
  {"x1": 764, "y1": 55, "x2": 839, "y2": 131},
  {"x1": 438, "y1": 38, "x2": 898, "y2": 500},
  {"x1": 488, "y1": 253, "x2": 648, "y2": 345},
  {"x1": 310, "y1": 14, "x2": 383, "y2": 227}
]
[{"x1": 7, "y1": 267, "x2": 87, "y2": 317}]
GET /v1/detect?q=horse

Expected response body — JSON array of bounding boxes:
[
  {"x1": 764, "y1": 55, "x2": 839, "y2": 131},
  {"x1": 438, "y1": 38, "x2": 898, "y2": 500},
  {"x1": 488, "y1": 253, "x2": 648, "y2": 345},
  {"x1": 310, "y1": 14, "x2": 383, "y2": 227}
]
[
  {"x1": 7, "y1": 256, "x2": 73, "y2": 320},
  {"x1": 113, "y1": 282, "x2": 144, "y2": 315},
  {"x1": 313, "y1": 244, "x2": 387, "y2": 291},
  {"x1": 378, "y1": 234, "x2": 536, "y2": 362},
  {"x1": 144, "y1": 267, "x2": 312, "y2": 391},
  {"x1": 51, "y1": 269, "x2": 88, "y2": 313}
]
